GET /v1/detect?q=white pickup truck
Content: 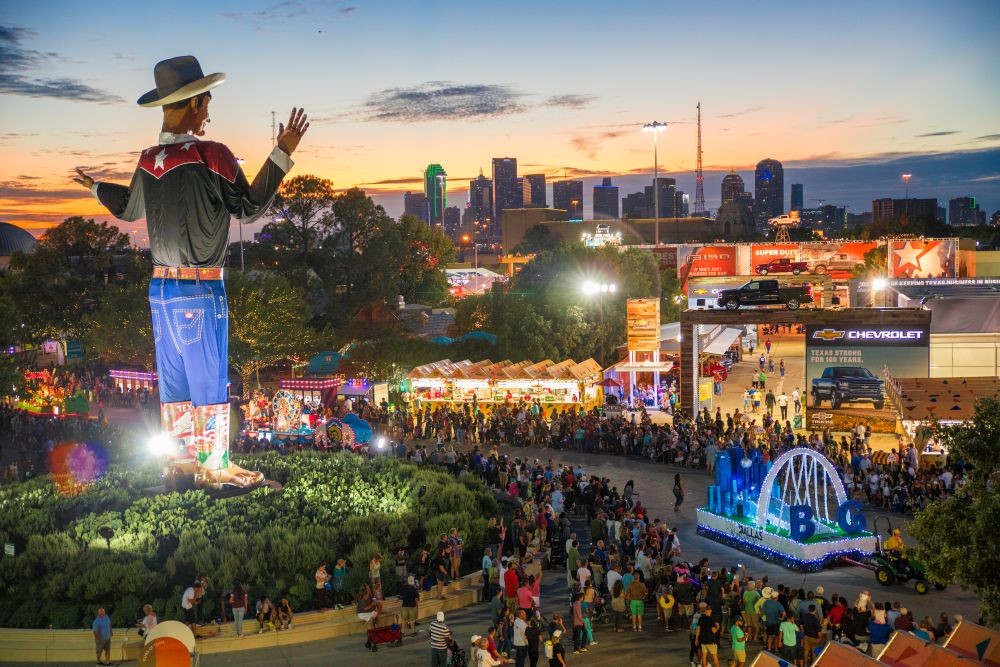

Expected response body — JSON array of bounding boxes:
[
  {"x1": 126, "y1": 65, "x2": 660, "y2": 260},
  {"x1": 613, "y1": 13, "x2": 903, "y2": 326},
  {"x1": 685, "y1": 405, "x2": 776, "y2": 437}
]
[{"x1": 807, "y1": 252, "x2": 862, "y2": 274}]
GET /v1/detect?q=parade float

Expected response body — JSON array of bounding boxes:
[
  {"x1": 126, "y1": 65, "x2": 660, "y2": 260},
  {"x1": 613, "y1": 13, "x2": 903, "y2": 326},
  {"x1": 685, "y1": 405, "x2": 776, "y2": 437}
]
[
  {"x1": 696, "y1": 447, "x2": 876, "y2": 571},
  {"x1": 17, "y1": 369, "x2": 89, "y2": 417}
]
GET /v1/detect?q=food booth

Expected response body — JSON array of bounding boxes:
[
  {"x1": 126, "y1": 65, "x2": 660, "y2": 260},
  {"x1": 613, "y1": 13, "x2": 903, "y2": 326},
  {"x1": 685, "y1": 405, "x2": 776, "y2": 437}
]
[{"x1": 408, "y1": 358, "x2": 603, "y2": 412}]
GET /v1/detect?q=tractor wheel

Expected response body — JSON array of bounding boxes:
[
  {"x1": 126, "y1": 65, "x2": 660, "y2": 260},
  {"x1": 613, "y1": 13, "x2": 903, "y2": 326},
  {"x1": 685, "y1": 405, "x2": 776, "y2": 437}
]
[
  {"x1": 725, "y1": 299, "x2": 740, "y2": 311},
  {"x1": 786, "y1": 298, "x2": 800, "y2": 310},
  {"x1": 915, "y1": 580, "x2": 930, "y2": 595},
  {"x1": 876, "y1": 566, "x2": 895, "y2": 586}
]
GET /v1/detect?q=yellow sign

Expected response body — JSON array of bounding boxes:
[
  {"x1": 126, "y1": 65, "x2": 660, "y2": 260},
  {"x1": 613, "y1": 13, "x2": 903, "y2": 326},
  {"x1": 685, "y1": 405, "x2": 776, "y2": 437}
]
[{"x1": 626, "y1": 298, "x2": 660, "y2": 352}]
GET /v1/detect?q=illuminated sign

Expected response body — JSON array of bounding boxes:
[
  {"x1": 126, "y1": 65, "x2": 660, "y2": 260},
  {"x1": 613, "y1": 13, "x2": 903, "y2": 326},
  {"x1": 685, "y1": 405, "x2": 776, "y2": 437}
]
[
  {"x1": 809, "y1": 326, "x2": 928, "y2": 347},
  {"x1": 626, "y1": 298, "x2": 661, "y2": 352}
]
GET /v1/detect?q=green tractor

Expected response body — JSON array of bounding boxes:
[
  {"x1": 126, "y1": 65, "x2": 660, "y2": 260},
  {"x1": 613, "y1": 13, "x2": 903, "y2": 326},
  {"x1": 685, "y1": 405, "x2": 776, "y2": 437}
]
[{"x1": 871, "y1": 516, "x2": 945, "y2": 595}]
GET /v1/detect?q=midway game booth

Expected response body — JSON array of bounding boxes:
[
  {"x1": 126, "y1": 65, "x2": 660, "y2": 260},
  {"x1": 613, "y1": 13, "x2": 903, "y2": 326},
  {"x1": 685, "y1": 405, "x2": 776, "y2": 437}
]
[
  {"x1": 407, "y1": 357, "x2": 603, "y2": 412},
  {"x1": 697, "y1": 446, "x2": 876, "y2": 572}
]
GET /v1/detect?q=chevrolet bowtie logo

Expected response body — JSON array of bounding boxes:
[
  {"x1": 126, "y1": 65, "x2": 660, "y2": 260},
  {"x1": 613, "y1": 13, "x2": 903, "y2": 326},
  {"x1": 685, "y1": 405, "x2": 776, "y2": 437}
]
[
  {"x1": 812, "y1": 328, "x2": 846, "y2": 341},
  {"x1": 693, "y1": 289, "x2": 709, "y2": 295}
]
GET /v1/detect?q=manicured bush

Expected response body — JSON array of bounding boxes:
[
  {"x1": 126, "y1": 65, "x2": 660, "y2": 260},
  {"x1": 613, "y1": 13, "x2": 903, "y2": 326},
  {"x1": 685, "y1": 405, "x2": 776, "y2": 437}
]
[{"x1": 0, "y1": 452, "x2": 495, "y2": 627}]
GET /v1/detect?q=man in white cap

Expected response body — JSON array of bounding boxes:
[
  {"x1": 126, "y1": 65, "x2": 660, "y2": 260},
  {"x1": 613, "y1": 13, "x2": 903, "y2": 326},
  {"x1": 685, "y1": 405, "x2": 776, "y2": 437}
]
[
  {"x1": 429, "y1": 611, "x2": 451, "y2": 667},
  {"x1": 549, "y1": 629, "x2": 566, "y2": 667},
  {"x1": 76, "y1": 56, "x2": 308, "y2": 489}
]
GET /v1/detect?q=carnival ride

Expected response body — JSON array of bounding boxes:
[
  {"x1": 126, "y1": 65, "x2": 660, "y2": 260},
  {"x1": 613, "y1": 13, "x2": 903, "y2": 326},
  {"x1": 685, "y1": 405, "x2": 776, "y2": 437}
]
[
  {"x1": 697, "y1": 446, "x2": 877, "y2": 571},
  {"x1": 239, "y1": 389, "x2": 374, "y2": 450}
]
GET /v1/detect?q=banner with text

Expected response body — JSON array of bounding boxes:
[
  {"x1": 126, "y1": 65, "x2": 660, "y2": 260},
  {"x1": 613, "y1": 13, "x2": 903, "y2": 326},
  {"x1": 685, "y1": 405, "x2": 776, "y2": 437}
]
[
  {"x1": 805, "y1": 322, "x2": 928, "y2": 432},
  {"x1": 677, "y1": 244, "x2": 739, "y2": 292}
]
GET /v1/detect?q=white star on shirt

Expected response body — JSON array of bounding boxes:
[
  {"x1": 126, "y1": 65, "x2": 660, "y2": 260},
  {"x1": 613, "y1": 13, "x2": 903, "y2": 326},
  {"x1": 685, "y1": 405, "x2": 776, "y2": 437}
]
[
  {"x1": 154, "y1": 148, "x2": 167, "y2": 171},
  {"x1": 181, "y1": 142, "x2": 195, "y2": 151}
]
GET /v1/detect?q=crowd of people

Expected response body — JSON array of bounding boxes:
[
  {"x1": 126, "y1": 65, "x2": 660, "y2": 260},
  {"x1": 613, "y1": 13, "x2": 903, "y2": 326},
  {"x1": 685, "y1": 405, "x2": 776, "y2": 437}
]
[{"x1": 397, "y1": 439, "x2": 973, "y2": 667}]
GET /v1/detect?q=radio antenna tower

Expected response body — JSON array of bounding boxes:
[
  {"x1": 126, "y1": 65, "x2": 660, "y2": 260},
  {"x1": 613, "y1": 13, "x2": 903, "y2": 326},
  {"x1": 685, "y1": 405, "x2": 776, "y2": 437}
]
[
  {"x1": 694, "y1": 101, "x2": 706, "y2": 216},
  {"x1": 271, "y1": 111, "x2": 277, "y2": 147}
]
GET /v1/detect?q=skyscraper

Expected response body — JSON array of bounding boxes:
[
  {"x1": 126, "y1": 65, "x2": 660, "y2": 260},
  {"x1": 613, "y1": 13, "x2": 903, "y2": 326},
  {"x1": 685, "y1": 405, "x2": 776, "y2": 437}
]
[
  {"x1": 403, "y1": 191, "x2": 429, "y2": 224},
  {"x1": 622, "y1": 191, "x2": 648, "y2": 219},
  {"x1": 424, "y1": 164, "x2": 447, "y2": 225},
  {"x1": 872, "y1": 198, "x2": 938, "y2": 222},
  {"x1": 443, "y1": 206, "x2": 461, "y2": 239},
  {"x1": 492, "y1": 157, "x2": 519, "y2": 239},
  {"x1": 949, "y1": 197, "x2": 986, "y2": 226},
  {"x1": 645, "y1": 177, "x2": 677, "y2": 218},
  {"x1": 593, "y1": 177, "x2": 619, "y2": 220},
  {"x1": 523, "y1": 174, "x2": 547, "y2": 207},
  {"x1": 791, "y1": 183, "x2": 804, "y2": 212},
  {"x1": 721, "y1": 171, "x2": 745, "y2": 204},
  {"x1": 754, "y1": 158, "x2": 784, "y2": 228},
  {"x1": 552, "y1": 179, "x2": 584, "y2": 221},
  {"x1": 469, "y1": 171, "x2": 493, "y2": 238}
]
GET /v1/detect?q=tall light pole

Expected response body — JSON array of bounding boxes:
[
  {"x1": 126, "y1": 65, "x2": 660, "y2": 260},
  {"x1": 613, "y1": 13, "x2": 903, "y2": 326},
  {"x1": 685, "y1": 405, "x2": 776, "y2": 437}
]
[
  {"x1": 582, "y1": 280, "x2": 617, "y2": 366},
  {"x1": 643, "y1": 121, "x2": 668, "y2": 245},
  {"x1": 902, "y1": 173, "x2": 912, "y2": 218}
]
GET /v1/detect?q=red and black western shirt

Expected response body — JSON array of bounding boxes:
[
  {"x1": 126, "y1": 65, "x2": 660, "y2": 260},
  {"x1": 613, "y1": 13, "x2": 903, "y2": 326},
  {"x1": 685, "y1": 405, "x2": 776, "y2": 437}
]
[{"x1": 94, "y1": 132, "x2": 292, "y2": 268}]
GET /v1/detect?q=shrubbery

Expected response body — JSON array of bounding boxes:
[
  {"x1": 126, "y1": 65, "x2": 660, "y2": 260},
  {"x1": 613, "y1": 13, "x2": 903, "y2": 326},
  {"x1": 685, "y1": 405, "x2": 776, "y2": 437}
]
[{"x1": 0, "y1": 452, "x2": 496, "y2": 628}]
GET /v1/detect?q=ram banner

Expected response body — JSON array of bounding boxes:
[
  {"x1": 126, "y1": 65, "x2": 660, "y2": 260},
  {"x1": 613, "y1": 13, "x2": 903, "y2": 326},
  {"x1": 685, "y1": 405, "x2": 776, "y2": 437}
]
[{"x1": 805, "y1": 323, "x2": 929, "y2": 432}]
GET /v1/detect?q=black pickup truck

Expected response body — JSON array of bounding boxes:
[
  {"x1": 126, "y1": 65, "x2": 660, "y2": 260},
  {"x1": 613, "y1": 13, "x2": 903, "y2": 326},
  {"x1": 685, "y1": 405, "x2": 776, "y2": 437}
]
[
  {"x1": 716, "y1": 279, "x2": 813, "y2": 311},
  {"x1": 811, "y1": 366, "x2": 885, "y2": 409}
]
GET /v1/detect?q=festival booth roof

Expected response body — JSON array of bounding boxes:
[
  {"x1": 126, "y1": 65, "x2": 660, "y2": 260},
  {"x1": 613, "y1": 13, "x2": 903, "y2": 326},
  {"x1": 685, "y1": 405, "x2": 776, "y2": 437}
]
[
  {"x1": 943, "y1": 621, "x2": 1000, "y2": 665},
  {"x1": 878, "y1": 629, "x2": 979, "y2": 666},
  {"x1": 886, "y1": 374, "x2": 1000, "y2": 422},
  {"x1": 810, "y1": 641, "x2": 884, "y2": 666},
  {"x1": 408, "y1": 357, "x2": 602, "y2": 382},
  {"x1": 748, "y1": 650, "x2": 800, "y2": 667}
]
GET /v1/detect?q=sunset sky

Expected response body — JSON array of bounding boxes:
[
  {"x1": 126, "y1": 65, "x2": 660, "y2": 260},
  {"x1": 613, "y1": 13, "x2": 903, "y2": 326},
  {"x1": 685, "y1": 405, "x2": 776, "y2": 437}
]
[{"x1": 1, "y1": 0, "x2": 998, "y2": 242}]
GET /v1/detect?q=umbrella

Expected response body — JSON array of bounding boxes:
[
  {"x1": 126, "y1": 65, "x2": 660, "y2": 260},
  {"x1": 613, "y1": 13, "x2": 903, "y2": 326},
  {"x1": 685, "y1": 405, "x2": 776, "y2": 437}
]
[{"x1": 596, "y1": 377, "x2": 622, "y2": 388}]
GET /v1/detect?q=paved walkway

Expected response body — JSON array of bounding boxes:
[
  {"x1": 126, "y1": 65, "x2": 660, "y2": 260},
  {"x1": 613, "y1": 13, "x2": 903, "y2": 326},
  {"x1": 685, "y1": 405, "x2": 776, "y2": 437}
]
[{"x1": 185, "y1": 447, "x2": 979, "y2": 667}]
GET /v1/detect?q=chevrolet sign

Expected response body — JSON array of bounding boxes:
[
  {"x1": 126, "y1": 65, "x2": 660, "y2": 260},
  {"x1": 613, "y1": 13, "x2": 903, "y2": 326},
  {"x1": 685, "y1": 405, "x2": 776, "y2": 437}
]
[
  {"x1": 812, "y1": 328, "x2": 923, "y2": 341},
  {"x1": 848, "y1": 330, "x2": 923, "y2": 340}
]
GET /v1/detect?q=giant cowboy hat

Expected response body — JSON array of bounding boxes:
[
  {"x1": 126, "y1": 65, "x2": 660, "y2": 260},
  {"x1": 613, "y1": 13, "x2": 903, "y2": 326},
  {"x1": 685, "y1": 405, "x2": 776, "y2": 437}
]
[{"x1": 137, "y1": 56, "x2": 225, "y2": 107}]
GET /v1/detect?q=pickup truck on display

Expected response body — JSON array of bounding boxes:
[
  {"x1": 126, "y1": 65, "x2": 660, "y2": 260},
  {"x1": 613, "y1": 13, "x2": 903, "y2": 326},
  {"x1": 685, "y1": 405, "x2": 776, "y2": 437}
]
[
  {"x1": 807, "y1": 252, "x2": 862, "y2": 275},
  {"x1": 716, "y1": 279, "x2": 813, "y2": 311},
  {"x1": 755, "y1": 257, "x2": 808, "y2": 275},
  {"x1": 811, "y1": 366, "x2": 885, "y2": 410}
]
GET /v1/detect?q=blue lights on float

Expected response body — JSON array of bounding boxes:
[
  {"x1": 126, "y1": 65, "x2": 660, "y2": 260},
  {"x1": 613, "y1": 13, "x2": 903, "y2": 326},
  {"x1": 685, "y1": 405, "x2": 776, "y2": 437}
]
[{"x1": 696, "y1": 447, "x2": 876, "y2": 572}]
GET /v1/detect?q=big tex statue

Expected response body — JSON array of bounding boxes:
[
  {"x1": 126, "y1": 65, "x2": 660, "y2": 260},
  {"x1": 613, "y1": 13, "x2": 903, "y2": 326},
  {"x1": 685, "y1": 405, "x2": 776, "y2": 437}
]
[{"x1": 76, "y1": 56, "x2": 309, "y2": 487}]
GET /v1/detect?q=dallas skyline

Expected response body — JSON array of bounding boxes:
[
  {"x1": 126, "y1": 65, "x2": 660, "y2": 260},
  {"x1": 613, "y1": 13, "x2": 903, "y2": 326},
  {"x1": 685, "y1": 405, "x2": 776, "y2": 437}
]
[{"x1": 1, "y1": 0, "x2": 998, "y2": 240}]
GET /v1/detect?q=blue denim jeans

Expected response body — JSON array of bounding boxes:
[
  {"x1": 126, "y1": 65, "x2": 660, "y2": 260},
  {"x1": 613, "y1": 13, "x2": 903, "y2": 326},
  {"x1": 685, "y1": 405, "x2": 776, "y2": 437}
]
[{"x1": 149, "y1": 277, "x2": 228, "y2": 406}]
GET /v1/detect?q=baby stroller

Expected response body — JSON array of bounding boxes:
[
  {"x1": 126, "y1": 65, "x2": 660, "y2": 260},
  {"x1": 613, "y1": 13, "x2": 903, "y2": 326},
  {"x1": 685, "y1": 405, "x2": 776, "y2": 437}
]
[
  {"x1": 365, "y1": 616, "x2": 403, "y2": 652},
  {"x1": 447, "y1": 637, "x2": 468, "y2": 667},
  {"x1": 548, "y1": 540, "x2": 567, "y2": 568}
]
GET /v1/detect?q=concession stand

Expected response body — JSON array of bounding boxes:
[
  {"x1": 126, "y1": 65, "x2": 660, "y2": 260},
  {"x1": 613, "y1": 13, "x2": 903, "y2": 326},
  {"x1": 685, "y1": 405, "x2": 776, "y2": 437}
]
[{"x1": 407, "y1": 358, "x2": 603, "y2": 412}]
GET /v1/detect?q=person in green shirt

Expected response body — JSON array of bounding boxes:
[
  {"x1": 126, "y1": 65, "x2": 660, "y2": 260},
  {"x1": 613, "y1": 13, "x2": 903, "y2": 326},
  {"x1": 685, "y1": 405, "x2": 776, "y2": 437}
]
[
  {"x1": 730, "y1": 615, "x2": 747, "y2": 667},
  {"x1": 741, "y1": 581, "x2": 761, "y2": 644},
  {"x1": 778, "y1": 611, "x2": 800, "y2": 663}
]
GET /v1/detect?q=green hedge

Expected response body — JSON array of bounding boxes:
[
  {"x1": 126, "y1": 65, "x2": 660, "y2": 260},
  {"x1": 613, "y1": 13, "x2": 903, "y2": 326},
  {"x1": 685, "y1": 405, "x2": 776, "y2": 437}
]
[{"x1": 0, "y1": 452, "x2": 496, "y2": 628}]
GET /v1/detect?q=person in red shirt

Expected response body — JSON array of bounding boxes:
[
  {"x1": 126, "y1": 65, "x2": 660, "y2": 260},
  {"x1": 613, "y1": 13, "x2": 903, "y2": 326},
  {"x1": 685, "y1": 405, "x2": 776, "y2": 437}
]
[
  {"x1": 517, "y1": 578, "x2": 534, "y2": 616},
  {"x1": 826, "y1": 596, "x2": 847, "y2": 640},
  {"x1": 504, "y1": 561, "x2": 520, "y2": 614}
]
